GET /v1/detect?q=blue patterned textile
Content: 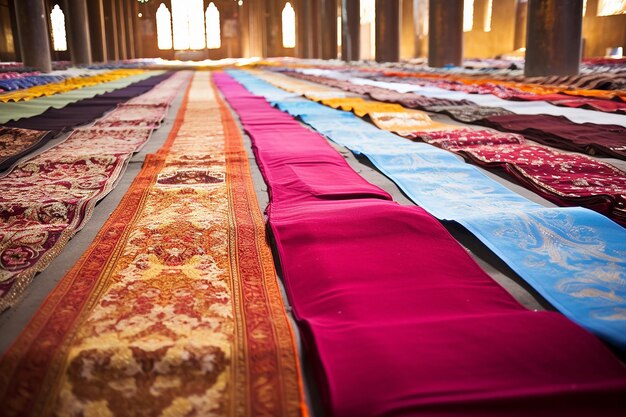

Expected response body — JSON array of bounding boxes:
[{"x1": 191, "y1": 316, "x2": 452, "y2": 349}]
[{"x1": 226, "y1": 70, "x2": 626, "y2": 351}]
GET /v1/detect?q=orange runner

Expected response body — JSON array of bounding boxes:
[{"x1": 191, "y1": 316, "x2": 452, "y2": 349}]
[{"x1": 0, "y1": 71, "x2": 305, "y2": 417}]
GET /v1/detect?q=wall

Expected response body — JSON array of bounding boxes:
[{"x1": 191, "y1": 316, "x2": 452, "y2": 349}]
[
  {"x1": 137, "y1": 0, "x2": 246, "y2": 60},
  {"x1": 400, "y1": 0, "x2": 415, "y2": 59},
  {"x1": 463, "y1": 0, "x2": 517, "y2": 58},
  {"x1": 0, "y1": 0, "x2": 17, "y2": 62},
  {"x1": 582, "y1": 0, "x2": 626, "y2": 58}
]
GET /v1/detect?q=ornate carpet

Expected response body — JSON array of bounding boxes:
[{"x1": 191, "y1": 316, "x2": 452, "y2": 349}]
[
  {"x1": 0, "y1": 73, "x2": 189, "y2": 311},
  {"x1": 0, "y1": 71, "x2": 305, "y2": 417},
  {"x1": 0, "y1": 127, "x2": 56, "y2": 172}
]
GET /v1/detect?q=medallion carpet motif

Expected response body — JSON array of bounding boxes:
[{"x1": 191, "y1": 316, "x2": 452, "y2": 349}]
[{"x1": 0, "y1": 71, "x2": 304, "y2": 417}]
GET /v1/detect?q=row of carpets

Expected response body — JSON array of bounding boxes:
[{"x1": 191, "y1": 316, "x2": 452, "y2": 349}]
[
  {"x1": 226, "y1": 69, "x2": 626, "y2": 353},
  {"x1": 214, "y1": 71, "x2": 626, "y2": 417},
  {"x1": 0, "y1": 71, "x2": 306, "y2": 417},
  {"x1": 276, "y1": 68, "x2": 626, "y2": 155},
  {"x1": 0, "y1": 71, "x2": 170, "y2": 171},
  {"x1": 276, "y1": 59, "x2": 626, "y2": 112},
  {"x1": 266, "y1": 69, "x2": 626, "y2": 224},
  {"x1": 0, "y1": 71, "x2": 189, "y2": 310},
  {"x1": 381, "y1": 57, "x2": 626, "y2": 91},
  {"x1": 0, "y1": 69, "x2": 147, "y2": 102},
  {"x1": 0, "y1": 70, "x2": 163, "y2": 124}
]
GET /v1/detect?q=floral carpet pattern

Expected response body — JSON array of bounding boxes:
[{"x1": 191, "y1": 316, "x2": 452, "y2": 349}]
[
  {"x1": 0, "y1": 72, "x2": 189, "y2": 311},
  {"x1": 0, "y1": 127, "x2": 56, "y2": 172},
  {"x1": 0, "y1": 72, "x2": 304, "y2": 417}
]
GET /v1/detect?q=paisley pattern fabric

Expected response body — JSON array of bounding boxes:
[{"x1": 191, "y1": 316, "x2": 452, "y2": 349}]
[
  {"x1": 0, "y1": 127, "x2": 56, "y2": 172},
  {"x1": 230, "y1": 69, "x2": 626, "y2": 351},
  {"x1": 0, "y1": 73, "x2": 189, "y2": 311},
  {"x1": 0, "y1": 72, "x2": 304, "y2": 417}
]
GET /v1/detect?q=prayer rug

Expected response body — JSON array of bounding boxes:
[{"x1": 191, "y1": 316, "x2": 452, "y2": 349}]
[
  {"x1": 0, "y1": 127, "x2": 56, "y2": 172},
  {"x1": 94, "y1": 104, "x2": 172, "y2": 128},
  {"x1": 228, "y1": 69, "x2": 626, "y2": 351},
  {"x1": 0, "y1": 71, "x2": 305, "y2": 417},
  {"x1": 0, "y1": 73, "x2": 188, "y2": 311}
]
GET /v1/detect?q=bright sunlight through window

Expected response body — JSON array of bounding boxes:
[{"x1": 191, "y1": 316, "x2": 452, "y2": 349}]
[
  {"x1": 156, "y1": 3, "x2": 173, "y2": 50},
  {"x1": 206, "y1": 3, "x2": 221, "y2": 49},
  {"x1": 282, "y1": 2, "x2": 296, "y2": 48},
  {"x1": 50, "y1": 4, "x2": 67, "y2": 52}
]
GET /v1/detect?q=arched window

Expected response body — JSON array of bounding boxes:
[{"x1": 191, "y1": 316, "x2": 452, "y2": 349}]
[
  {"x1": 282, "y1": 2, "x2": 296, "y2": 48},
  {"x1": 483, "y1": 0, "x2": 493, "y2": 32},
  {"x1": 463, "y1": 0, "x2": 474, "y2": 32},
  {"x1": 597, "y1": 0, "x2": 626, "y2": 16},
  {"x1": 360, "y1": 0, "x2": 375, "y2": 59},
  {"x1": 172, "y1": 0, "x2": 205, "y2": 50},
  {"x1": 156, "y1": 3, "x2": 173, "y2": 50},
  {"x1": 206, "y1": 2, "x2": 221, "y2": 49},
  {"x1": 50, "y1": 4, "x2": 67, "y2": 52}
]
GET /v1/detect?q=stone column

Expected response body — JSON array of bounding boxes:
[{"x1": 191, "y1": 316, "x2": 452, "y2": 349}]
[
  {"x1": 375, "y1": 0, "x2": 400, "y2": 62},
  {"x1": 320, "y1": 0, "x2": 337, "y2": 59},
  {"x1": 67, "y1": 0, "x2": 92, "y2": 65},
  {"x1": 14, "y1": 0, "x2": 52, "y2": 72},
  {"x1": 428, "y1": 0, "x2": 463, "y2": 67},
  {"x1": 297, "y1": 0, "x2": 312, "y2": 58},
  {"x1": 104, "y1": 0, "x2": 119, "y2": 60},
  {"x1": 400, "y1": 0, "x2": 415, "y2": 59},
  {"x1": 116, "y1": 0, "x2": 128, "y2": 60},
  {"x1": 514, "y1": 0, "x2": 528, "y2": 50},
  {"x1": 124, "y1": 0, "x2": 136, "y2": 59},
  {"x1": 524, "y1": 0, "x2": 583, "y2": 76},
  {"x1": 87, "y1": 0, "x2": 108, "y2": 62},
  {"x1": 341, "y1": 0, "x2": 359, "y2": 61}
]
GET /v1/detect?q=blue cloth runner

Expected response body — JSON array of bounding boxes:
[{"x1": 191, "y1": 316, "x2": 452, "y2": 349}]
[{"x1": 227, "y1": 69, "x2": 626, "y2": 351}]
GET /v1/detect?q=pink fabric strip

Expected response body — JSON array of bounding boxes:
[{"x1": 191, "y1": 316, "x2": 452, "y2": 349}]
[{"x1": 214, "y1": 72, "x2": 626, "y2": 417}]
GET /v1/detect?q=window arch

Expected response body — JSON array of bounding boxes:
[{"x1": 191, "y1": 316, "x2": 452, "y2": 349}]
[
  {"x1": 463, "y1": 0, "x2": 474, "y2": 32},
  {"x1": 360, "y1": 0, "x2": 375, "y2": 59},
  {"x1": 206, "y1": 2, "x2": 221, "y2": 49},
  {"x1": 282, "y1": 2, "x2": 296, "y2": 48},
  {"x1": 156, "y1": 3, "x2": 173, "y2": 50},
  {"x1": 483, "y1": 0, "x2": 493, "y2": 32},
  {"x1": 597, "y1": 0, "x2": 626, "y2": 16},
  {"x1": 50, "y1": 4, "x2": 67, "y2": 52},
  {"x1": 172, "y1": 0, "x2": 205, "y2": 50}
]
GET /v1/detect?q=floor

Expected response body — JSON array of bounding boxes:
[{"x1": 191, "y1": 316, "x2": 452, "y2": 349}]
[{"x1": 1, "y1": 71, "x2": 624, "y2": 415}]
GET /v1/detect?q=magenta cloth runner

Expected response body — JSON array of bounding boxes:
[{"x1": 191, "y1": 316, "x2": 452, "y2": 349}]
[{"x1": 214, "y1": 72, "x2": 626, "y2": 417}]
